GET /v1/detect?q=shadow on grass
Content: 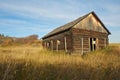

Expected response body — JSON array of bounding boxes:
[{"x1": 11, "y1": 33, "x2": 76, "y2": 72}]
[{"x1": 0, "y1": 60, "x2": 119, "y2": 80}]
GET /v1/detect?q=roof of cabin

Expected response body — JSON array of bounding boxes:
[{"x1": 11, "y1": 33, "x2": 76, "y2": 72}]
[{"x1": 42, "y1": 11, "x2": 111, "y2": 39}]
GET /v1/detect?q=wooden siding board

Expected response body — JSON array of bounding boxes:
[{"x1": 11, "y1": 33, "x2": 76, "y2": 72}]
[
  {"x1": 42, "y1": 30, "x2": 73, "y2": 53},
  {"x1": 71, "y1": 28, "x2": 108, "y2": 54},
  {"x1": 73, "y1": 14, "x2": 108, "y2": 34},
  {"x1": 42, "y1": 12, "x2": 110, "y2": 54}
]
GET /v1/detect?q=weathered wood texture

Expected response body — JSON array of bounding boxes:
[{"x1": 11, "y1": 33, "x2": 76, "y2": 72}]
[
  {"x1": 43, "y1": 30, "x2": 73, "y2": 52},
  {"x1": 73, "y1": 14, "x2": 108, "y2": 33},
  {"x1": 43, "y1": 28, "x2": 109, "y2": 54},
  {"x1": 71, "y1": 28, "x2": 108, "y2": 54},
  {"x1": 42, "y1": 12, "x2": 110, "y2": 55}
]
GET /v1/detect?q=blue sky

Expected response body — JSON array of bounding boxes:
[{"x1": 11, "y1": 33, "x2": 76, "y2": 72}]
[{"x1": 0, "y1": 0, "x2": 120, "y2": 43}]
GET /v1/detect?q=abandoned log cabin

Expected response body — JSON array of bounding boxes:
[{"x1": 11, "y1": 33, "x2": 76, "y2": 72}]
[{"x1": 42, "y1": 11, "x2": 111, "y2": 55}]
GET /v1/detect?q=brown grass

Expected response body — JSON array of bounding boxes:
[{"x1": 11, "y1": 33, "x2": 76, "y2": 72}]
[{"x1": 0, "y1": 44, "x2": 120, "y2": 80}]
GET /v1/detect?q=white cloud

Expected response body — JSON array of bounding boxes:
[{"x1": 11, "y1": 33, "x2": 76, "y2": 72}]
[
  {"x1": 1, "y1": 0, "x2": 120, "y2": 28},
  {"x1": 25, "y1": 27, "x2": 54, "y2": 33},
  {"x1": 0, "y1": 1, "x2": 80, "y2": 21},
  {"x1": 0, "y1": 0, "x2": 120, "y2": 41},
  {"x1": 0, "y1": 18, "x2": 29, "y2": 26}
]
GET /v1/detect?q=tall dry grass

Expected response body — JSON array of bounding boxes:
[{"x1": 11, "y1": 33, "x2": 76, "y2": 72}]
[{"x1": 0, "y1": 44, "x2": 120, "y2": 80}]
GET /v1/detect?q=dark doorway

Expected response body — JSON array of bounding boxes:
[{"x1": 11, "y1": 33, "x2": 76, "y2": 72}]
[
  {"x1": 90, "y1": 38, "x2": 93, "y2": 51},
  {"x1": 93, "y1": 38, "x2": 96, "y2": 50},
  {"x1": 90, "y1": 38, "x2": 96, "y2": 51}
]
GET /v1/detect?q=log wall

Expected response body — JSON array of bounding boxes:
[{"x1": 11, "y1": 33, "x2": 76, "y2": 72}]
[
  {"x1": 71, "y1": 28, "x2": 108, "y2": 54},
  {"x1": 42, "y1": 30, "x2": 73, "y2": 53}
]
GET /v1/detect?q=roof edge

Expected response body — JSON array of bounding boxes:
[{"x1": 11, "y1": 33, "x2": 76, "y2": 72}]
[
  {"x1": 42, "y1": 11, "x2": 111, "y2": 39},
  {"x1": 42, "y1": 28, "x2": 71, "y2": 39},
  {"x1": 91, "y1": 11, "x2": 111, "y2": 35}
]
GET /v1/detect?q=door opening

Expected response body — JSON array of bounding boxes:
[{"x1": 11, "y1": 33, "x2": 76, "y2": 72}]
[
  {"x1": 93, "y1": 38, "x2": 96, "y2": 51},
  {"x1": 90, "y1": 38, "x2": 96, "y2": 51},
  {"x1": 90, "y1": 38, "x2": 93, "y2": 51}
]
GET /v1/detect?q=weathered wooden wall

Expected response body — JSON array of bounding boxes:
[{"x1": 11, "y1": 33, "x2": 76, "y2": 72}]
[
  {"x1": 43, "y1": 30, "x2": 73, "y2": 53},
  {"x1": 71, "y1": 28, "x2": 108, "y2": 54},
  {"x1": 73, "y1": 14, "x2": 108, "y2": 33},
  {"x1": 42, "y1": 13, "x2": 109, "y2": 55},
  {"x1": 43, "y1": 28, "x2": 108, "y2": 55}
]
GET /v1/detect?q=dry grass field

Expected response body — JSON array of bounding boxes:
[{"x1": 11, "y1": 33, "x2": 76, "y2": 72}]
[{"x1": 0, "y1": 44, "x2": 120, "y2": 80}]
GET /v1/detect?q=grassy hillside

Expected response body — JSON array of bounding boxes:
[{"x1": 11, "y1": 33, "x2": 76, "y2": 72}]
[{"x1": 0, "y1": 44, "x2": 120, "y2": 80}]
